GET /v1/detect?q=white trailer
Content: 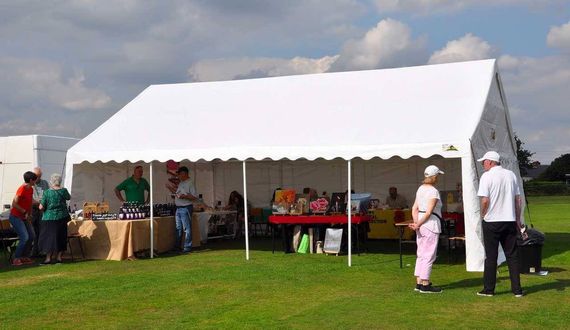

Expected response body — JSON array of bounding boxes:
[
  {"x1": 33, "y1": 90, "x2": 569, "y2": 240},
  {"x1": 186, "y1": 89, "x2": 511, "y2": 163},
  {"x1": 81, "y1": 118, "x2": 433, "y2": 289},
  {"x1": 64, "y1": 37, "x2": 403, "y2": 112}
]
[{"x1": 0, "y1": 135, "x2": 79, "y2": 211}]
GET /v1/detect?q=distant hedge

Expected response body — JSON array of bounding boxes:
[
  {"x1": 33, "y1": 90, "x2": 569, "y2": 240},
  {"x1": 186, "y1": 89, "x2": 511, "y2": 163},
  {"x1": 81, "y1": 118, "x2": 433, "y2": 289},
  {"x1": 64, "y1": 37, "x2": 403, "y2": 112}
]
[{"x1": 523, "y1": 181, "x2": 570, "y2": 196}]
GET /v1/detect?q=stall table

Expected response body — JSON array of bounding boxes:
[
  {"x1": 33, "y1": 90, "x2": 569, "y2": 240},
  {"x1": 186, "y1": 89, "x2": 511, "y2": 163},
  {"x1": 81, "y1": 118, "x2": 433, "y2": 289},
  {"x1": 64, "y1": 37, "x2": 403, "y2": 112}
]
[
  {"x1": 68, "y1": 210, "x2": 238, "y2": 261},
  {"x1": 368, "y1": 209, "x2": 414, "y2": 239},
  {"x1": 68, "y1": 217, "x2": 195, "y2": 260},
  {"x1": 269, "y1": 214, "x2": 371, "y2": 255}
]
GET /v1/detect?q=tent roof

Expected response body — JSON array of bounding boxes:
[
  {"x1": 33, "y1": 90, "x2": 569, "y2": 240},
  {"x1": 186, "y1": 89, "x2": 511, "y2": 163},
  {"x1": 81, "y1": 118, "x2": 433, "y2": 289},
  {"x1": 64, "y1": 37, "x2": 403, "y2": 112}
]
[{"x1": 67, "y1": 59, "x2": 497, "y2": 164}]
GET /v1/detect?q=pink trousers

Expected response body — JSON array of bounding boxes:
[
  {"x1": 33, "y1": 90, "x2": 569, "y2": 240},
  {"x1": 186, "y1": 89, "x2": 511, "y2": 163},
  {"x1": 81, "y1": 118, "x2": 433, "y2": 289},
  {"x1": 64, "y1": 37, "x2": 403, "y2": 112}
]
[{"x1": 414, "y1": 226, "x2": 439, "y2": 280}]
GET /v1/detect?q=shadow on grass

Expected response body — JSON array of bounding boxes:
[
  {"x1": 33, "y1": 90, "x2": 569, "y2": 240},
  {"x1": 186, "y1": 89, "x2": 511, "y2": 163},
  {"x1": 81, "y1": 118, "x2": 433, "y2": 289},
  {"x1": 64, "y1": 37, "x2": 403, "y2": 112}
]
[
  {"x1": 534, "y1": 267, "x2": 566, "y2": 274},
  {"x1": 525, "y1": 278, "x2": 570, "y2": 295},
  {"x1": 0, "y1": 256, "x2": 92, "y2": 274},
  {"x1": 441, "y1": 277, "x2": 482, "y2": 290},
  {"x1": 541, "y1": 233, "x2": 570, "y2": 259}
]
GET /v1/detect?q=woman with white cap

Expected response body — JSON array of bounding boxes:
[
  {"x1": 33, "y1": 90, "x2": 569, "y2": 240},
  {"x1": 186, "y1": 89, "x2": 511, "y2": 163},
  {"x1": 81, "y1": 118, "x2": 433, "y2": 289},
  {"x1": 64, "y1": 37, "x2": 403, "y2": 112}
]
[{"x1": 409, "y1": 165, "x2": 445, "y2": 293}]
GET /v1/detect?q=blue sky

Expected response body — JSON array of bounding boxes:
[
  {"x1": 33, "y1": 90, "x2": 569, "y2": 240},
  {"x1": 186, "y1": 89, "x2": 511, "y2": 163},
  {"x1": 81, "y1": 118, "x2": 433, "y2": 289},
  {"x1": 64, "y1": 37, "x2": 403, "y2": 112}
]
[{"x1": 0, "y1": 1, "x2": 568, "y2": 163}]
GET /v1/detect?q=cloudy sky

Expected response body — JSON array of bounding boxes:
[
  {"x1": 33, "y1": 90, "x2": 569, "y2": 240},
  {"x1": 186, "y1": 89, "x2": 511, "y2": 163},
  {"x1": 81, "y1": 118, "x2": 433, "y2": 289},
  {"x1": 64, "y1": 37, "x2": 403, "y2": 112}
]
[{"x1": 1, "y1": 0, "x2": 569, "y2": 163}]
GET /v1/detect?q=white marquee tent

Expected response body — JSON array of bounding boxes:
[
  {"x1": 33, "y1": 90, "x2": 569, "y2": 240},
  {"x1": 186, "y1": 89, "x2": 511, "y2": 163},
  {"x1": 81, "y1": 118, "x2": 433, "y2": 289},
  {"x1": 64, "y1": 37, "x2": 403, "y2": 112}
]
[{"x1": 64, "y1": 59, "x2": 524, "y2": 271}]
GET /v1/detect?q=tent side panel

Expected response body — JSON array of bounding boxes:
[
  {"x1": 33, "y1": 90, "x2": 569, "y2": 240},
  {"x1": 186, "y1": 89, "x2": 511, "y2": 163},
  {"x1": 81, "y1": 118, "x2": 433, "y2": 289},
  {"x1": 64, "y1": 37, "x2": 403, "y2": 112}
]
[{"x1": 462, "y1": 154, "x2": 485, "y2": 271}]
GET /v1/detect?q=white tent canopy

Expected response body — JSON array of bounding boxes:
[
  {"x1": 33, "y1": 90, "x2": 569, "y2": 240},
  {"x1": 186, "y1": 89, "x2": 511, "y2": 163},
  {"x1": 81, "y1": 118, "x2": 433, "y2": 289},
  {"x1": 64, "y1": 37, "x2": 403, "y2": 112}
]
[{"x1": 65, "y1": 59, "x2": 524, "y2": 271}]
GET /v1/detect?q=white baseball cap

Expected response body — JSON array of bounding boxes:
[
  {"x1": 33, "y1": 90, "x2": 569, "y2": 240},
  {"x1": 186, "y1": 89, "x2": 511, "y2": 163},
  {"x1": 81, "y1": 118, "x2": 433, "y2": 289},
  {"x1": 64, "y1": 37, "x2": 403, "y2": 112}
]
[
  {"x1": 477, "y1": 151, "x2": 500, "y2": 162},
  {"x1": 424, "y1": 165, "x2": 444, "y2": 177}
]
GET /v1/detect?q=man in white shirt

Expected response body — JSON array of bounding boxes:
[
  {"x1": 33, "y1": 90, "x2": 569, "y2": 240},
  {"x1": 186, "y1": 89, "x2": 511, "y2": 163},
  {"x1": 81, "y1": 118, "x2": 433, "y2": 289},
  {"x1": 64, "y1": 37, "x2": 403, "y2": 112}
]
[
  {"x1": 476, "y1": 151, "x2": 524, "y2": 297},
  {"x1": 172, "y1": 166, "x2": 197, "y2": 253}
]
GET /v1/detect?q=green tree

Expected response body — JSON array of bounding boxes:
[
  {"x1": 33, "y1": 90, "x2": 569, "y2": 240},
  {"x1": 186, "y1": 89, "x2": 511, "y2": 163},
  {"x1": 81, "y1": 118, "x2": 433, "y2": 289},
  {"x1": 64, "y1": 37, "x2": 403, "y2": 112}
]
[
  {"x1": 515, "y1": 133, "x2": 535, "y2": 176},
  {"x1": 540, "y1": 153, "x2": 570, "y2": 181}
]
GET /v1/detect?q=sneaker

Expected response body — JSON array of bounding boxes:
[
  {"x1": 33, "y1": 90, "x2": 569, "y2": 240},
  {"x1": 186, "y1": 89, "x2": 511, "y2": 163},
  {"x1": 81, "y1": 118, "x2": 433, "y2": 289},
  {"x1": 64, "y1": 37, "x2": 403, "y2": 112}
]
[
  {"x1": 419, "y1": 284, "x2": 443, "y2": 293},
  {"x1": 514, "y1": 291, "x2": 524, "y2": 298},
  {"x1": 414, "y1": 282, "x2": 432, "y2": 292},
  {"x1": 11, "y1": 258, "x2": 24, "y2": 266},
  {"x1": 39, "y1": 260, "x2": 52, "y2": 266},
  {"x1": 477, "y1": 290, "x2": 495, "y2": 297}
]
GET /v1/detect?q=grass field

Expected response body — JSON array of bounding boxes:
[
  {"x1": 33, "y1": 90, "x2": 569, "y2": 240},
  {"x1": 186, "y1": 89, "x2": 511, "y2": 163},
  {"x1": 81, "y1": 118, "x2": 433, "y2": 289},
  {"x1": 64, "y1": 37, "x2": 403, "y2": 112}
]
[{"x1": 1, "y1": 196, "x2": 569, "y2": 329}]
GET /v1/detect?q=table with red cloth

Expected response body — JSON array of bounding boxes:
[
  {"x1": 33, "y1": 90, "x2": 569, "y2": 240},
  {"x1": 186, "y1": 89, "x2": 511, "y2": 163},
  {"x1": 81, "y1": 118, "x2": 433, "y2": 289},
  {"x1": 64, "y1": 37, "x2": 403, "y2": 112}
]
[
  {"x1": 442, "y1": 212, "x2": 465, "y2": 236},
  {"x1": 269, "y1": 214, "x2": 372, "y2": 254}
]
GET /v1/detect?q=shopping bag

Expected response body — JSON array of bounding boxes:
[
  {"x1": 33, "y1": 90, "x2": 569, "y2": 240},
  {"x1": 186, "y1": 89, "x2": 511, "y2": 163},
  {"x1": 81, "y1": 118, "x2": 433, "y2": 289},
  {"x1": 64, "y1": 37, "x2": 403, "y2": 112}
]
[
  {"x1": 297, "y1": 234, "x2": 309, "y2": 254},
  {"x1": 323, "y1": 228, "x2": 343, "y2": 254}
]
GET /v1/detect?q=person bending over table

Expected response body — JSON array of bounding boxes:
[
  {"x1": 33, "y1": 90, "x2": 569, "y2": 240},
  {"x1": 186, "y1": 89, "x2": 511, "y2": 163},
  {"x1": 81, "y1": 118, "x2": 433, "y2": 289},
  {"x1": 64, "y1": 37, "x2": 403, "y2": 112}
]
[
  {"x1": 114, "y1": 165, "x2": 150, "y2": 203},
  {"x1": 409, "y1": 165, "x2": 445, "y2": 294},
  {"x1": 167, "y1": 166, "x2": 198, "y2": 253}
]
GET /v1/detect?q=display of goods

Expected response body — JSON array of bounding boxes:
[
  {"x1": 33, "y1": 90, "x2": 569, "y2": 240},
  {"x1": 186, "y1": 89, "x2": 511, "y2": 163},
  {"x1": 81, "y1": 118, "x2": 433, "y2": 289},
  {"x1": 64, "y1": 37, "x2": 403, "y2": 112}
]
[
  {"x1": 119, "y1": 202, "x2": 149, "y2": 220},
  {"x1": 272, "y1": 189, "x2": 296, "y2": 214},
  {"x1": 91, "y1": 213, "x2": 119, "y2": 221},
  {"x1": 153, "y1": 203, "x2": 176, "y2": 217},
  {"x1": 310, "y1": 198, "x2": 329, "y2": 214}
]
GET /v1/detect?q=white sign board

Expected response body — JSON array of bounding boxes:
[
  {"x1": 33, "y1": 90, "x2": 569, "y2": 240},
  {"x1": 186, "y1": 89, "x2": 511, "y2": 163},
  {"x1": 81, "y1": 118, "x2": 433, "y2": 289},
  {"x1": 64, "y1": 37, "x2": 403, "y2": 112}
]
[{"x1": 323, "y1": 228, "x2": 343, "y2": 254}]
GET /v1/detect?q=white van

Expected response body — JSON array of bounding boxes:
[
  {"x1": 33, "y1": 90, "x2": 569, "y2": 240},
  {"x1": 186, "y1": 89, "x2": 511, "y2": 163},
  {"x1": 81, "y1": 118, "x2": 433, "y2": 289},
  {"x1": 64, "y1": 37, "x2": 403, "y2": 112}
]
[{"x1": 0, "y1": 135, "x2": 79, "y2": 211}]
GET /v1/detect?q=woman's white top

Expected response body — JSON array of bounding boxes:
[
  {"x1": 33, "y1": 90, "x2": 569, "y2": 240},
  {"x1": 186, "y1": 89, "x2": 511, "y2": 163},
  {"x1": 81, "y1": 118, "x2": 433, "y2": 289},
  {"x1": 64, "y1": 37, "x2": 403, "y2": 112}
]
[{"x1": 414, "y1": 184, "x2": 442, "y2": 233}]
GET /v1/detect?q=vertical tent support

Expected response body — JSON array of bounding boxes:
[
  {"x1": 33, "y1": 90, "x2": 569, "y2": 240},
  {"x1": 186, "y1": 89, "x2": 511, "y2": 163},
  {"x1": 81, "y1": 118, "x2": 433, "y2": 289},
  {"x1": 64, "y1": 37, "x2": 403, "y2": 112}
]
[
  {"x1": 348, "y1": 159, "x2": 352, "y2": 267},
  {"x1": 243, "y1": 161, "x2": 250, "y2": 260},
  {"x1": 150, "y1": 162, "x2": 154, "y2": 259}
]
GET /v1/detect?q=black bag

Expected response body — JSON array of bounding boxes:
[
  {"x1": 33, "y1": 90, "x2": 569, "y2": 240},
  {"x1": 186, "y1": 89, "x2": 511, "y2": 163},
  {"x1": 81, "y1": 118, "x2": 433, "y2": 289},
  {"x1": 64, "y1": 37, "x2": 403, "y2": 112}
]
[{"x1": 518, "y1": 227, "x2": 545, "y2": 246}]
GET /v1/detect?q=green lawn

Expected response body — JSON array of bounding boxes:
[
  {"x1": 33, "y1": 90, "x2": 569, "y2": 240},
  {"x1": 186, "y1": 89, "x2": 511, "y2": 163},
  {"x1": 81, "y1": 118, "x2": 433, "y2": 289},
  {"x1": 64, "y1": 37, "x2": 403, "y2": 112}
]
[{"x1": 1, "y1": 196, "x2": 569, "y2": 329}]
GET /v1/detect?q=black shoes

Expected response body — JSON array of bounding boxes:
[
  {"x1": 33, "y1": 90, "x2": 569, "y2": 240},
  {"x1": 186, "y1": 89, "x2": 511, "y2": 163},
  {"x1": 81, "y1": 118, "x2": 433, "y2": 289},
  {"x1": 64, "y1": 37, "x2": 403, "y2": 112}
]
[
  {"x1": 419, "y1": 284, "x2": 443, "y2": 293},
  {"x1": 477, "y1": 290, "x2": 523, "y2": 297},
  {"x1": 477, "y1": 290, "x2": 495, "y2": 297},
  {"x1": 414, "y1": 282, "x2": 432, "y2": 292}
]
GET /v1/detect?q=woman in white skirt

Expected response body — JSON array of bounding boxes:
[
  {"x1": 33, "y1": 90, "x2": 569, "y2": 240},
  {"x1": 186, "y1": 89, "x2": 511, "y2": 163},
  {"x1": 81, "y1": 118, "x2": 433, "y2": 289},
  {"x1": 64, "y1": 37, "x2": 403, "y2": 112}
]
[{"x1": 409, "y1": 165, "x2": 444, "y2": 293}]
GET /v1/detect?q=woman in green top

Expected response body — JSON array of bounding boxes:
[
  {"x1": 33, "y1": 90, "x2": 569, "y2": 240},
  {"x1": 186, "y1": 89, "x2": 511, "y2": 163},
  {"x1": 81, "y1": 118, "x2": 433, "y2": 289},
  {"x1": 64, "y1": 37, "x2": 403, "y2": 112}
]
[{"x1": 38, "y1": 173, "x2": 71, "y2": 265}]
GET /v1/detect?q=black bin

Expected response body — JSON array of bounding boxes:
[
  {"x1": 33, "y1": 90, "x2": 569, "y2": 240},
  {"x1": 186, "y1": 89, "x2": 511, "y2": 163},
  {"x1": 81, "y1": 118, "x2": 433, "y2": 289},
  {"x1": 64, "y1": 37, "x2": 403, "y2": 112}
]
[{"x1": 518, "y1": 244, "x2": 542, "y2": 273}]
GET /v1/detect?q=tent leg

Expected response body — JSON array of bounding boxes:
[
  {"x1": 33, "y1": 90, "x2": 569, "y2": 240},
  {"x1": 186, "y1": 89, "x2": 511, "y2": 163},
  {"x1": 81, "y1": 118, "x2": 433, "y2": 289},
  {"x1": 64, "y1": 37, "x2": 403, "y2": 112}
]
[
  {"x1": 243, "y1": 161, "x2": 250, "y2": 261},
  {"x1": 150, "y1": 162, "x2": 154, "y2": 259},
  {"x1": 348, "y1": 160, "x2": 352, "y2": 267}
]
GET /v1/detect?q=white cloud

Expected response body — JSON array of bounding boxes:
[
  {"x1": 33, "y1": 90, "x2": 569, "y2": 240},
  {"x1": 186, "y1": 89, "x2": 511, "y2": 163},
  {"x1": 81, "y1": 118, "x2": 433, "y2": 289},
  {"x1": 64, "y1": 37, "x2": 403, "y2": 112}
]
[
  {"x1": 0, "y1": 119, "x2": 82, "y2": 137},
  {"x1": 428, "y1": 33, "x2": 493, "y2": 64},
  {"x1": 498, "y1": 54, "x2": 570, "y2": 163},
  {"x1": 329, "y1": 18, "x2": 427, "y2": 71},
  {"x1": 188, "y1": 56, "x2": 338, "y2": 82},
  {"x1": 372, "y1": 0, "x2": 562, "y2": 14},
  {"x1": 498, "y1": 55, "x2": 570, "y2": 94},
  {"x1": 0, "y1": 57, "x2": 111, "y2": 112},
  {"x1": 547, "y1": 21, "x2": 570, "y2": 52}
]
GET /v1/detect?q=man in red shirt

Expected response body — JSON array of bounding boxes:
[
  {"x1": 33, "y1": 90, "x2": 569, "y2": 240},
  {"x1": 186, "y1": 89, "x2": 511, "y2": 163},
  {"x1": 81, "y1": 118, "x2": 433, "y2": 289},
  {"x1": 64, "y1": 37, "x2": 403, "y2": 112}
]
[{"x1": 8, "y1": 171, "x2": 37, "y2": 266}]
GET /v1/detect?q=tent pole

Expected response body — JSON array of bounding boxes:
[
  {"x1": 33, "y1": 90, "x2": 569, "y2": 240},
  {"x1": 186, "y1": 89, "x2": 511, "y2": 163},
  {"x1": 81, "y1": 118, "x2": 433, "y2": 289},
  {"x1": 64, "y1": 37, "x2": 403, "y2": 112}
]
[
  {"x1": 150, "y1": 162, "x2": 154, "y2": 259},
  {"x1": 243, "y1": 161, "x2": 250, "y2": 260},
  {"x1": 348, "y1": 159, "x2": 352, "y2": 267}
]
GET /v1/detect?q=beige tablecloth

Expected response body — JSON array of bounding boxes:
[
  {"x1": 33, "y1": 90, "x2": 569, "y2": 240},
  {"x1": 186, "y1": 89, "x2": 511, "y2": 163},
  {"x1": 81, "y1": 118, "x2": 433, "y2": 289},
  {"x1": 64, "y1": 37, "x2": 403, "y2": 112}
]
[{"x1": 68, "y1": 216, "x2": 201, "y2": 261}]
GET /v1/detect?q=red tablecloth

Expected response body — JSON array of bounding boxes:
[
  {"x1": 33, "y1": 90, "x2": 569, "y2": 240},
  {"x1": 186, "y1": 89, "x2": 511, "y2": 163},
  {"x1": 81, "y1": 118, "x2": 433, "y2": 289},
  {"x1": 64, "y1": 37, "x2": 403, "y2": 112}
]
[
  {"x1": 443, "y1": 212, "x2": 465, "y2": 236},
  {"x1": 269, "y1": 214, "x2": 371, "y2": 225}
]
